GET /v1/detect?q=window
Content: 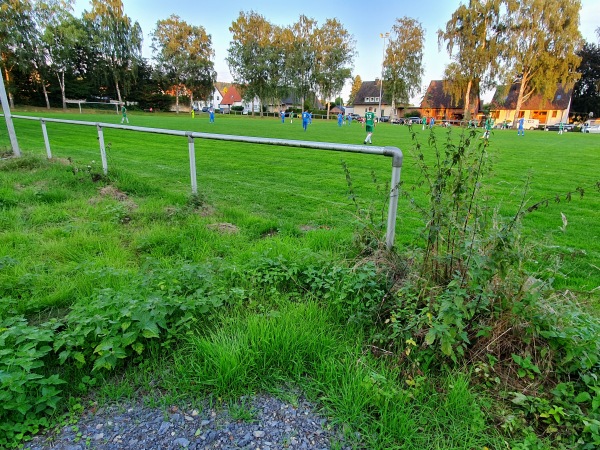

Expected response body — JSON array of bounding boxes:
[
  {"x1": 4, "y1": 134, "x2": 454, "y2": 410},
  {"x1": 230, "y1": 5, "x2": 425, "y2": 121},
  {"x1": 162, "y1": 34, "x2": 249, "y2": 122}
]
[
  {"x1": 374, "y1": 97, "x2": 380, "y2": 103},
  {"x1": 552, "y1": 111, "x2": 558, "y2": 118}
]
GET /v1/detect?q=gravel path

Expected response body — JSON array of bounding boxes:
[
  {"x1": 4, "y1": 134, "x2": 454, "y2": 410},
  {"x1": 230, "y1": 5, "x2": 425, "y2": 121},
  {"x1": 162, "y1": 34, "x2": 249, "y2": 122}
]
[{"x1": 24, "y1": 393, "x2": 354, "y2": 450}]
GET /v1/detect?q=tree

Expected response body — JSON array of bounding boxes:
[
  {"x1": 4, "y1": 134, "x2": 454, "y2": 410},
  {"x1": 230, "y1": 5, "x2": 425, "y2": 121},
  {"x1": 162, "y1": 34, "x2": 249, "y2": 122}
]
[
  {"x1": 228, "y1": 11, "x2": 284, "y2": 116},
  {"x1": 499, "y1": 0, "x2": 583, "y2": 125},
  {"x1": 313, "y1": 18, "x2": 356, "y2": 118},
  {"x1": 382, "y1": 17, "x2": 425, "y2": 113},
  {"x1": 152, "y1": 14, "x2": 215, "y2": 113},
  {"x1": 571, "y1": 42, "x2": 600, "y2": 117},
  {"x1": 32, "y1": 0, "x2": 77, "y2": 109},
  {"x1": 284, "y1": 15, "x2": 318, "y2": 110},
  {"x1": 438, "y1": 0, "x2": 502, "y2": 119},
  {"x1": 84, "y1": 0, "x2": 142, "y2": 103},
  {"x1": 348, "y1": 75, "x2": 362, "y2": 105},
  {"x1": 0, "y1": 0, "x2": 35, "y2": 107},
  {"x1": 43, "y1": 13, "x2": 88, "y2": 109}
]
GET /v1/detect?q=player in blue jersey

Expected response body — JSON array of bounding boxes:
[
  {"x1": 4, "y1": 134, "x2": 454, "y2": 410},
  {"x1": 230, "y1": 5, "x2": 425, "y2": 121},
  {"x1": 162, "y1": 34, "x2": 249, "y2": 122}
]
[{"x1": 302, "y1": 109, "x2": 311, "y2": 131}]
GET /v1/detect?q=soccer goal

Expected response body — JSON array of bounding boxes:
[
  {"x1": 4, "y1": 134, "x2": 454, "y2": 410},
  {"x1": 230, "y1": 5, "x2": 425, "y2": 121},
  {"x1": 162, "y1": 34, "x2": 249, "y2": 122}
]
[{"x1": 66, "y1": 100, "x2": 120, "y2": 114}]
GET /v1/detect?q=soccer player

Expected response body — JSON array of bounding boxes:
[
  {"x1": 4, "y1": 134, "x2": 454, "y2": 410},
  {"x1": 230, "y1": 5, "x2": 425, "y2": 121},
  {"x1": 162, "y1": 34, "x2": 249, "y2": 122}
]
[
  {"x1": 517, "y1": 117, "x2": 524, "y2": 136},
  {"x1": 209, "y1": 107, "x2": 215, "y2": 124},
  {"x1": 280, "y1": 110, "x2": 285, "y2": 123},
  {"x1": 429, "y1": 117, "x2": 435, "y2": 128},
  {"x1": 363, "y1": 108, "x2": 376, "y2": 144},
  {"x1": 337, "y1": 112, "x2": 343, "y2": 127},
  {"x1": 302, "y1": 109, "x2": 311, "y2": 131},
  {"x1": 120, "y1": 104, "x2": 129, "y2": 124},
  {"x1": 422, "y1": 116, "x2": 427, "y2": 130}
]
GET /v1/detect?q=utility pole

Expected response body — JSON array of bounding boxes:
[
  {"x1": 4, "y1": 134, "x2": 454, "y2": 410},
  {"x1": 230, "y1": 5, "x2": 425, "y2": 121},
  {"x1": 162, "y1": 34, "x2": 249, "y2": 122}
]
[{"x1": 378, "y1": 32, "x2": 390, "y2": 119}]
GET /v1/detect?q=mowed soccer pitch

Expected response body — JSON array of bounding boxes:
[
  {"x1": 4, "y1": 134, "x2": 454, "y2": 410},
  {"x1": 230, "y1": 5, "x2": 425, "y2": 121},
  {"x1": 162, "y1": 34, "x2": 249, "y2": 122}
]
[{"x1": 1, "y1": 110, "x2": 599, "y2": 305}]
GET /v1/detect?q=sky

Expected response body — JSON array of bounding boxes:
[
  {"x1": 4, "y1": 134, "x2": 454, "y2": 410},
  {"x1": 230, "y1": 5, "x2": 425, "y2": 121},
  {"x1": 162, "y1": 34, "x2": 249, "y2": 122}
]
[{"x1": 73, "y1": 0, "x2": 600, "y2": 105}]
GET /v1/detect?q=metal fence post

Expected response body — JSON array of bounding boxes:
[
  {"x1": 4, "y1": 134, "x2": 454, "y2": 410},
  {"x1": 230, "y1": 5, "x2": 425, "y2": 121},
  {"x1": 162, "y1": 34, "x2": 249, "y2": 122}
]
[
  {"x1": 384, "y1": 147, "x2": 403, "y2": 250},
  {"x1": 0, "y1": 74, "x2": 20, "y2": 156},
  {"x1": 96, "y1": 124, "x2": 108, "y2": 175},
  {"x1": 41, "y1": 119, "x2": 52, "y2": 159},
  {"x1": 187, "y1": 133, "x2": 198, "y2": 195}
]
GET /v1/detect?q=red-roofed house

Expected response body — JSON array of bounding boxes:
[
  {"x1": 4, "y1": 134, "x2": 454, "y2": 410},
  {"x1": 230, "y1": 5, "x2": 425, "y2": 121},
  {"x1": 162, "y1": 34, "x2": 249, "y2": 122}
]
[
  {"x1": 218, "y1": 84, "x2": 243, "y2": 112},
  {"x1": 489, "y1": 83, "x2": 573, "y2": 125},
  {"x1": 419, "y1": 80, "x2": 480, "y2": 121}
]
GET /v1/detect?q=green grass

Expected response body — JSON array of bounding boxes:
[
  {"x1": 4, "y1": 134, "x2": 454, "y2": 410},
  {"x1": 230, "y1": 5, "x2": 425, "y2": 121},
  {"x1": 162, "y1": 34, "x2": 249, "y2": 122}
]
[
  {"x1": 1, "y1": 109, "x2": 598, "y2": 448},
  {"x1": 2, "y1": 109, "x2": 599, "y2": 301}
]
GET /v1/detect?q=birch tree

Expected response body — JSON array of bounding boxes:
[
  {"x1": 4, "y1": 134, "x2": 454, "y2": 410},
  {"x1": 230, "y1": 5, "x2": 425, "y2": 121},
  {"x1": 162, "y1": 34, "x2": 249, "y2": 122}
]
[
  {"x1": 84, "y1": 0, "x2": 142, "y2": 103},
  {"x1": 438, "y1": 0, "x2": 502, "y2": 119},
  {"x1": 499, "y1": 0, "x2": 583, "y2": 124}
]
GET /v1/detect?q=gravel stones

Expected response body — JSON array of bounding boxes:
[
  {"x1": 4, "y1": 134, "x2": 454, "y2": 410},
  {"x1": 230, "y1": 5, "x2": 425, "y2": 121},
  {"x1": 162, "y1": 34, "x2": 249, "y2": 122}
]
[{"x1": 24, "y1": 393, "x2": 350, "y2": 450}]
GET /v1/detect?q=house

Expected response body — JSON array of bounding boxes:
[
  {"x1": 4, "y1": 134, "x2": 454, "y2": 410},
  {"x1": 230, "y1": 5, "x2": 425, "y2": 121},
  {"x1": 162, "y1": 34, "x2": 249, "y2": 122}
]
[
  {"x1": 352, "y1": 80, "x2": 389, "y2": 117},
  {"x1": 218, "y1": 84, "x2": 243, "y2": 112},
  {"x1": 419, "y1": 80, "x2": 480, "y2": 121},
  {"x1": 489, "y1": 83, "x2": 573, "y2": 126}
]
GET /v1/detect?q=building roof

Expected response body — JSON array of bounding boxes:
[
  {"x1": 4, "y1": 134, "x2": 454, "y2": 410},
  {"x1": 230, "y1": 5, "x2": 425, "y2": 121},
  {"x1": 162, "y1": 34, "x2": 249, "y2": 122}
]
[
  {"x1": 420, "y1": 80, "x2": 479, "y2": 110},
  {"x1": 490, "y1": 83, "x2": 572, "y2": 110},
  {"x1": 217, "y1": 84, "x2": 242, "y2": 105},
  {"x1": 353, "y1": 80, "x2": 387, "y2": 106}
]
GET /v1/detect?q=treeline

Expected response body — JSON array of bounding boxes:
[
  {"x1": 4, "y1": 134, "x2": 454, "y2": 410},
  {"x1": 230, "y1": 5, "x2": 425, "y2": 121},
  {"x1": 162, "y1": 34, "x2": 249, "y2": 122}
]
[{"x1": 1, "y1": 0, "x2": 599, "y2": 117}]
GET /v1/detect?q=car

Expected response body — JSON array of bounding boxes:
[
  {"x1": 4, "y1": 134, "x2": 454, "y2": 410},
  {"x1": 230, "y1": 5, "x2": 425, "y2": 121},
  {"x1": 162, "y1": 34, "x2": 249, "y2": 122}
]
[
  {"x1": 379, "y1": 115, "x2": 390, "y2": 123},
  {"x1": 348, "y1": 113, "x2": 362, "y2": 121},
  {"x1": 406, "y1": 116, "x2": 422, "y2": 125},
  {"x1": 494, "y1": 120, "x2": 513, "y2": 129},
  {"x1": 391, "y1": 117, "x2": 404, "y2": 125},
  {"x1": 544, "y1": 122, "x2": 574, "y2": 132},
  {"x1": 582, "y1": 125, "x2": 600, "y2": 133},
  {"x1": 201, "y1": 106, "x2": 209, "y2": 112}
]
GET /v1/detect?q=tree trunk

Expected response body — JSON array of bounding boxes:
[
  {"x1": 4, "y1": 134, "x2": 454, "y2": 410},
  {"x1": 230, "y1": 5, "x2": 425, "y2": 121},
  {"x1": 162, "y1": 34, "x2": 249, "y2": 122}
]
[
  {"x1": 513, "y1": 76, "x2": 528, "y2": 128},
  {"x1": 58, "y1": 72, "x2": 67, "y2": 110},
  {"x1": 42, "y1": 79, "x2": 50, "y2": 109},
  {"x1": 115, "y1": 77, "x2": 122, "y2": 104},
  {"x1": 463, "y1": 79, "x2": 472, "y2": 120},
  {"x1": 4, "y1": 67, "x2": 15, "y2": 108}
]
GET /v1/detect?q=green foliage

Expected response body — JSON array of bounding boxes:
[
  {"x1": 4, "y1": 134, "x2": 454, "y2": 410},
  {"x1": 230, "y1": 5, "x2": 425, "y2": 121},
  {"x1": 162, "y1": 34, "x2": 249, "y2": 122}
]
[
  {"x1": 54, "y1": 263, "x2": 225, "y2": 372},
  {"x1": 0, "y1": 316, "x2": 64, "y2": 447}
]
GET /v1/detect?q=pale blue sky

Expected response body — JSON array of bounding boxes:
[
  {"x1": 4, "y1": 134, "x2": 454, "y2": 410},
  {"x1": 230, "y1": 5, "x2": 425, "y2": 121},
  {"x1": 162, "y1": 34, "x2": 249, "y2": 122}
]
[{"x1": 73, "y1": 0, "x2": 600, "y2": 104}]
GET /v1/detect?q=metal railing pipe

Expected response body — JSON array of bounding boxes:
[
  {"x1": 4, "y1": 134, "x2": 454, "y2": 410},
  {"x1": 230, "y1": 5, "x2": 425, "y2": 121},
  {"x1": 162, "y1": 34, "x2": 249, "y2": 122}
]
[{"x1": 7, "y1": 114, "x2": 404, "y2": 249}]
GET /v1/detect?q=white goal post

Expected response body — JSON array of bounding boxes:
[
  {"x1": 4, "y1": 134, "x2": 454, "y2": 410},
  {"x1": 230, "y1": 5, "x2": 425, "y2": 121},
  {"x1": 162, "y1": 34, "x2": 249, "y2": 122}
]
[{"x1": 65, "y1": 100, "x2": 120, "y2": 114}]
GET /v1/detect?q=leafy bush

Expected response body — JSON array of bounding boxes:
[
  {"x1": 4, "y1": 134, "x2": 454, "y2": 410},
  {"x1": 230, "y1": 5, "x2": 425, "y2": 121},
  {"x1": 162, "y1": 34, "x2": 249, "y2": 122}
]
[{"x1": 0, "y1": 317, "x2": 64, "y2": 447}]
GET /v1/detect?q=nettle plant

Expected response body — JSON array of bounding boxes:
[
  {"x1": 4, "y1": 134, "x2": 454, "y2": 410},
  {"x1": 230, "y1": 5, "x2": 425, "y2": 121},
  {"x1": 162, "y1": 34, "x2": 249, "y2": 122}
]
[{"x1": 361, "y1": 127, "x2": 529, "y2": 363}]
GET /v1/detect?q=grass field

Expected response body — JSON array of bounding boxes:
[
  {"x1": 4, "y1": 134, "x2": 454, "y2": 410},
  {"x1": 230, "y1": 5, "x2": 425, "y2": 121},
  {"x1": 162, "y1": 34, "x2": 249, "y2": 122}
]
[
  {"x1": 1, "y1": 108, "x2": 599, "y2": 448},
  {"x1": 2, "y1": 109, "x2": 599, "y2": 301}
]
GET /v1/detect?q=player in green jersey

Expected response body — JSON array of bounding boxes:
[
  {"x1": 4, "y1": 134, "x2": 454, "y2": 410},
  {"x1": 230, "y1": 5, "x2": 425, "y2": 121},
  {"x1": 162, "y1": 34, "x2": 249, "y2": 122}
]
[{"x1": 363, "y1": 108, "x2": 376, "y2": 144}]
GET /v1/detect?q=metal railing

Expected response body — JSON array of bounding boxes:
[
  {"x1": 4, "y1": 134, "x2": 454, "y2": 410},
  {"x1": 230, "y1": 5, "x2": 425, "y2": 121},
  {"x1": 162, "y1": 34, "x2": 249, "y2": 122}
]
[{"x1": 7, "y1": 114, "x2": 403, "y2": 249}]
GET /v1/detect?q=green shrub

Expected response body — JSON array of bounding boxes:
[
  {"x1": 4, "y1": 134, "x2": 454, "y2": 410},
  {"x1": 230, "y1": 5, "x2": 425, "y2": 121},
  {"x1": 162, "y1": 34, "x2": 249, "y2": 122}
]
[{"x1": 0, "y1": 316, "x2": 64, "y2": 447}]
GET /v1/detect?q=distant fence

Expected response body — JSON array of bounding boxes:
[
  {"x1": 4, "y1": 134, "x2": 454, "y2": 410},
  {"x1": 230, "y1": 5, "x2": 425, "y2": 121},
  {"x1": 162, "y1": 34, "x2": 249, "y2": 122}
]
[{"x1": 6, "y1": 114, "x2": 404, "y2": 249}]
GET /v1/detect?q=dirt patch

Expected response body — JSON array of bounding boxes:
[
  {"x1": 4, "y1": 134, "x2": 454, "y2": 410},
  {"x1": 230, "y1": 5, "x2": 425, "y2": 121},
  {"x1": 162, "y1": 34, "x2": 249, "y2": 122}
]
[
  {"x1": 207, "y1": 222, "x2": 239, "y2": 234},
  {"x1": 299, "y1": 224, "x2": 331, "y2": 232},
  {"x1": 198, "y1": 204, "x2": 216, "y2": 217},
  {"x1": 261, "y1": 228, "x2": 279, "y2": 238},
  {"x1": 99, "y1": 186, "x2": 129, "y2": 201}
]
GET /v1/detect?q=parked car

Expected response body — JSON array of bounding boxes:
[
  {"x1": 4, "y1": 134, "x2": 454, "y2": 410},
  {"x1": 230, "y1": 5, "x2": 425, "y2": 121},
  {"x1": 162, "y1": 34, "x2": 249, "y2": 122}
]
[
  {"x1": 201, "y1": 106, "x2": 209, "y2": 112},
  {"x1": 544, "y1": 122, "x2": 574, "y2": 132},
  {"x1": 406, "y1": 116, "x2": 422, "y2": 125},
  {"x1": 348, "y1": 113, "x2": 362, "y2": 121},
  {"x1": 391, "y1": 117, "x2": 404, "y2": 125},
  {"x1": 379, "y1": 115, "x2": 390, "y2": 123},
  {"x1": 581, "y1": 125, "x2": 600, "y2": 133},
  {"x1": 494, "y1": 120, "x2": 513, "y2": 129}
]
